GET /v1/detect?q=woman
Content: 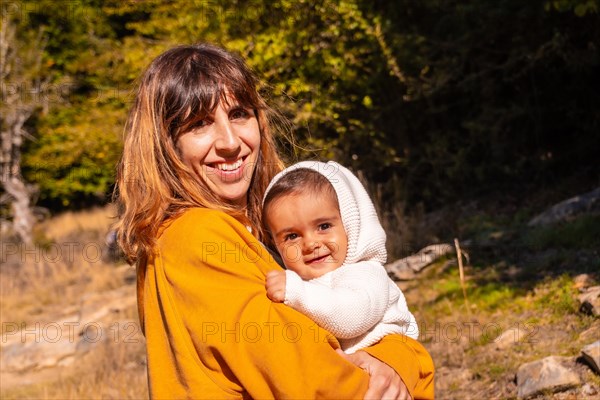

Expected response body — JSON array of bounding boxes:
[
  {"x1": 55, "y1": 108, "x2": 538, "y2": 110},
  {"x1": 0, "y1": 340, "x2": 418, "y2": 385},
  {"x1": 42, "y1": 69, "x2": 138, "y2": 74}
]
[{"x1": 114, "y1": 43, "x2": 434, "y2": 399}]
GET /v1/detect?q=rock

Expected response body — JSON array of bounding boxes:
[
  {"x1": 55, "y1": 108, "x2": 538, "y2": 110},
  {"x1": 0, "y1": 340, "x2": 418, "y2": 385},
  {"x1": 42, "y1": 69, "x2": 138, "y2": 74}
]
[
  {"x1": 78, "y1": 285, "x2": 137, "y2": 329},
  {"x1": 387, "y1": 265, "x2": 417, "y2": 280},
  {"x1": 528, "y1": 186, "x2": 600, "y2": 227},
  {"x1": 581, "y1": 341, "x2": 600, "y2": 375},
  {"x1": 0, "y1": 286, "x2": 137, "y2": 374},
  {"x1": 581, "y1": 383, "x2": 598, "y2": 396},
  {"x1": 573, "y1": 273, "x2": 596, "y2": 290},
  {"x1": 516, "y1": 356, "x2": 581, "y2": 399},
  {"x1": 1, "y1": 328, "x2": 78, "y2": 372},
  {"x1": 386, "y1": 243, "x2": 454, "y2": 281},
  {"x1": 494, "y1": 327, "x2": 526, "y2": 350},
  {"x1": 579, "y1": 322, "x2": 600, "y2": 342},
  {"x1": 578, "y1": 286, "x2": 600, "y2": 317}
]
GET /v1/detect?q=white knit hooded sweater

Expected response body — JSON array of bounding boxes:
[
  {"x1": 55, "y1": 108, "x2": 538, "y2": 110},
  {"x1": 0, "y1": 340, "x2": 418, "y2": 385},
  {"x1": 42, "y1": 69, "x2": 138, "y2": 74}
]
[{"x1": 264, "y1": 161, "x2": 419, "y2": 353}]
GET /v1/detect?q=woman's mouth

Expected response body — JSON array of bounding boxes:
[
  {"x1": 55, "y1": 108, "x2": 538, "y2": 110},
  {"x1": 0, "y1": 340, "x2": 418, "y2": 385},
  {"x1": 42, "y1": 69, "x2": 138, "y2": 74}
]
[
  {"x1": 208, "y1": 157, "x2": 246, "y2": 181},
  {"x1": 214, "y1": 158, "x2": 243, "y2": 171}
]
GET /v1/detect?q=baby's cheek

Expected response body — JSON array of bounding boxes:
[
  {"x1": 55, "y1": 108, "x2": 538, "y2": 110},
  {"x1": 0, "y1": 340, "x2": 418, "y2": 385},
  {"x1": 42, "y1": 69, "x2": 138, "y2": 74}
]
[{"x1": 282, "y1": 244, "x2": 301, "y2": 264}]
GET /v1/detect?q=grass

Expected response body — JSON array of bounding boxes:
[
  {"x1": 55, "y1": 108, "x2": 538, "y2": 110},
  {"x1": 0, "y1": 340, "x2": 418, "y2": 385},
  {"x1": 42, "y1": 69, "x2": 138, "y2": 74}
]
[
  {"x1": 1, "y1": 339, "x2": 147, "y2": 400},
  {"x1": 1, "y1": 201, "x2": 598, "y2": 399},
  {"x1": 395, "y1": 206, "x2": 600, "y2": 398},
  {"x1": 523, "y1": 215, "x2": 600, "y2": 250},
  {"x1": 532, "y1": 275, "x2": 581, "y2": 316},
  {"x1": 0, "y1": 206, "x2": 147, "y2": 399}
]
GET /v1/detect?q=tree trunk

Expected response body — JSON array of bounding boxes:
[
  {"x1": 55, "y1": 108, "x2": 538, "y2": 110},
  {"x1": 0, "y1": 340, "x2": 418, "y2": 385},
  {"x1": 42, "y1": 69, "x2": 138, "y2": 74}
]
[
  {"x1": 2, "y1": 177, "x2": 36, "y2": 246},
  {"x1": 1, "y1": 15, "x2": 49, "y2": 245}
]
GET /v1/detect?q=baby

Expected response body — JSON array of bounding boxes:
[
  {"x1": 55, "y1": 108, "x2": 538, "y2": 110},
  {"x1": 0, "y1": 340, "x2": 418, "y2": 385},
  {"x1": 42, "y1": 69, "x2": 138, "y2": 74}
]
[{"x1": 262, "y1": 161, "x2": 419, "y2": 354}]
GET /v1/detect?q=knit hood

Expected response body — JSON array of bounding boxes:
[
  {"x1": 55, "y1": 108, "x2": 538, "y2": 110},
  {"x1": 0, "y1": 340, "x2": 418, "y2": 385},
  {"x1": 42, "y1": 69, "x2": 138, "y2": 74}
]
[{"x1": 264, "y1": 161, "x2": 387, "y2": 265}]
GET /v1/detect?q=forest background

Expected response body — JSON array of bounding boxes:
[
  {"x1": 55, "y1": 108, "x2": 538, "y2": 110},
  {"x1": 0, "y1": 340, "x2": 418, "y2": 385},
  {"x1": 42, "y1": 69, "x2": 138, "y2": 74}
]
[
  {"x1": 2, "y1": 0, "x2": 598, "y2": 226},
  {"x1": 2, "y1": 1, "x2": 600, "y2": 398}
]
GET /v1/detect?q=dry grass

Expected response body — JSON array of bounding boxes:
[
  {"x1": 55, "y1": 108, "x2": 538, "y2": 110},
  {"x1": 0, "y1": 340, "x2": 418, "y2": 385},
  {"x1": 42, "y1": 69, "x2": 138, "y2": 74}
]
[
  {"x1": 2, "y1": 202, "x2": 598, "y2": 399},
  {"x1": 398, "y1": 212, "x2": 600, "y2": 399},
  {"x1": 400, "y1": 260, "x2": 600, "y2": 399},
  {"x1": 0, "y1": 205, "x2": 148, "y2": 399},
  {"x1": 37, "y1": 205, "x2": 119, "y2": 243},
  {"x1": 2, "y1": 339, "x2": 148, "y2": 400}
]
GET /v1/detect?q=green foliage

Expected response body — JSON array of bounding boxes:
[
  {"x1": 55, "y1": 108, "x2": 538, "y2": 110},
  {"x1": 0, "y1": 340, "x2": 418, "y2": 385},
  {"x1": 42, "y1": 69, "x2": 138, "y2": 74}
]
[
  {"x1": 523, "y1": 215, "x2": 600, "y2": 250},
  {"x1": 533, "y1": 274, "x2": 580, "y2": 315},
  {"x1": 546, "y1": 0, "x2": 599, "y2": 16},
  {"x1": 471, "y1": 283, "x2": 519, "y2": 312},
  {"x1": 6, "y1": 0, "x2": 599, "y2": 212},
  {"x1": 22, "y1": 103, "x2": 125, "y2": 207}
]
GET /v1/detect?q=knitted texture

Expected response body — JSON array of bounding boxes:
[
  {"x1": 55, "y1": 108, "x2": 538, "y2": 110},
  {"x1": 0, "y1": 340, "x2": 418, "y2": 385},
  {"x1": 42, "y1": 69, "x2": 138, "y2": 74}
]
[
  {"x1": 284, "y1": 261, "x2": 419, "y2": 353},
  {"x1": 264, "y1": 161, "x2": 418, "y2": 353},
  {"x1": 264, "y1": 160, "x2": 387, "y2": 265}
]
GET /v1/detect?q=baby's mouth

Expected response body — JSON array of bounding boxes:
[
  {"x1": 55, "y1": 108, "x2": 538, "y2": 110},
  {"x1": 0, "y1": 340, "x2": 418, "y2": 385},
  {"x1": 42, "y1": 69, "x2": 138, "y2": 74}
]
[{"x1": 306, "y1": 254, "x2": 331, "y2": 264}]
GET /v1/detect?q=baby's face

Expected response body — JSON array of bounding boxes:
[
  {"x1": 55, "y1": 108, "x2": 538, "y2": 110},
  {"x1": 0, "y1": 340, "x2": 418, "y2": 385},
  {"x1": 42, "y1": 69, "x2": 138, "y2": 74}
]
[{"x1": 266, "y1": 191, "x2": 348, "y2": 280}]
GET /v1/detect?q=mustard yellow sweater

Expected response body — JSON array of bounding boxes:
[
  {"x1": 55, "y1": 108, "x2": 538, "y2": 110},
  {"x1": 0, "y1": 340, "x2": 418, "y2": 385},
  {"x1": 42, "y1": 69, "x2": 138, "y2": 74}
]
[{"x1": 138, "y1": 208, "x2": 434, "y2": 399}]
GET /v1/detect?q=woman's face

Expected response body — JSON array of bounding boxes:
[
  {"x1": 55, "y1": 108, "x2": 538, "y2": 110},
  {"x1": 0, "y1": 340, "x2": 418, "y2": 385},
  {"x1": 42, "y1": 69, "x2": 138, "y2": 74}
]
[{"x1": 176, "y1": 99, "x2": 261, "y2": 207}]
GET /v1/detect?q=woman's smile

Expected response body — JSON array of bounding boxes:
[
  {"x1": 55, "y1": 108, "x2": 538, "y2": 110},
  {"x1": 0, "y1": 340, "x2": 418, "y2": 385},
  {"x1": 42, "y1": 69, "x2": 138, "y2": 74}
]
[
  {"x1": 208, "y1": 157, "x2": 247, "y2": 181},
  {"x1": 177, "y1": 101, "x2": 261, "y2": 206},
  {"x1": 211, "y1": 158, "x2": 243, "y2": 171}
]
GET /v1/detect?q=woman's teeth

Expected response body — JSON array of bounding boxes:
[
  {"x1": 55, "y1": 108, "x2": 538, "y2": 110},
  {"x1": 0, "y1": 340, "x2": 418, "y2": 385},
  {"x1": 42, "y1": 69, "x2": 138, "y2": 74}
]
[{"x1": 215, "y1": 159, "x2": 242, "y2": 171}]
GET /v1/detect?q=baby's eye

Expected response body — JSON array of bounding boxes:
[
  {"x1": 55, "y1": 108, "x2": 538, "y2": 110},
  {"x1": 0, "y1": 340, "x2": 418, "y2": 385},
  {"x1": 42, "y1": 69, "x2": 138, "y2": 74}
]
[
  {"x1": 318, "y1": 223, "x2": 331, "y2": 231},
  {"x1": 284, "y1": 233, "x2": 298, "y2": 241}
]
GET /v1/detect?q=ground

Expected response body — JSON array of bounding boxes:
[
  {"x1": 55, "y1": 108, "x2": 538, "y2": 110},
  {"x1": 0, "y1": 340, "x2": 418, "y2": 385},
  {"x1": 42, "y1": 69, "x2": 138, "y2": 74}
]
[{"x1": 1, "y1": 200, "x2": 599, "y2": 399}]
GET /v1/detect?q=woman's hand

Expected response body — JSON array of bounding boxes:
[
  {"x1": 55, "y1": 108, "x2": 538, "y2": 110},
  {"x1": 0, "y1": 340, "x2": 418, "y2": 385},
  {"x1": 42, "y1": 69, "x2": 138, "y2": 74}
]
[
  {"x1": 265, "y1": 270, "x2": 286, "y2": 302},
  {"x1": 336, "y1": 349, "x2": 412, "y2": 400}
]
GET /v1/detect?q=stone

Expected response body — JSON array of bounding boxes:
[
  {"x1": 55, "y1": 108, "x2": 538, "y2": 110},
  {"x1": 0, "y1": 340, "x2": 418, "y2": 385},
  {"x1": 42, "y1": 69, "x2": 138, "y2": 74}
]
[
  {"x1": 78, "y1": 285, "x2": 137, "y2": 329},
  {"x1": 386, "y1": 264, "x2": 416, "y2": 280},
  {"x1": 581, "y1": 383, "x2": 598, "y2": 397},
  {"x1": 579, "y1": 322, "x2": 600, "y2": 342},
  {"x1": 516, "y1": 356, "x2": 581, "y2": 399},
  {"x1": 578, "y1": 286, "x2": 600, "y2": 317},
  {"x1": 0, "y1": 286, "x2": 137, "y2": 374},
  {"x1": 528, "y1": 187, "x2": 600, "y2": 227},
  {"x1": 494, "y1": 327, "x2": 525, "y2": 350},
  {"x1": 386, "y1": 243, "x2": 454, "y2": 281},
  {"x1": 573, "y1": 274, "x2": 596, "y2": 290},
  {"x1": 1, "y1": 333, "x2": 78, "y2": 372},
  {"x1": 581, "y1": 341, "x2": 600, "y2": 375}
]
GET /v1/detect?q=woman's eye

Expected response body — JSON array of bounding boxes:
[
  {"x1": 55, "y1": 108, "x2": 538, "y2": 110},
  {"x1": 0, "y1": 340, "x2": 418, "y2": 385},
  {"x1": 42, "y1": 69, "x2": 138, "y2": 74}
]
[
  {"x1": 189, "y1": 119, "x2": 210, "y2": 130},
  {"x1": 318, "y1": 223, "x2": 331, "y2": 231},
  {"x1": 230, "y1": 108, "x2": 250, "y2": 120}
]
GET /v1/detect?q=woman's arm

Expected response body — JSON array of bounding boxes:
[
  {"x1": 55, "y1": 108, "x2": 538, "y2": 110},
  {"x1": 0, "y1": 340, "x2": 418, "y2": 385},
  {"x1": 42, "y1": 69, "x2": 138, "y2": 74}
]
[
  {"x1": 152, "y1": 208, "x2": 433, "y2": 399},
  {"x1": 363, "y1": 335, "x2": 435, "y2": 399}
]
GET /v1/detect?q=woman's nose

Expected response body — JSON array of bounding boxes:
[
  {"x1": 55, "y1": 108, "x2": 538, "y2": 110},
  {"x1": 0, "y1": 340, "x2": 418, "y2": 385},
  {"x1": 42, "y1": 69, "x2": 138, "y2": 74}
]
[
  {"x1": 214, "y1": 106, "x2": 241, "y2": 153},
  {"x1": 214, "y1": 119, "x2": 241, "y2": 153}
]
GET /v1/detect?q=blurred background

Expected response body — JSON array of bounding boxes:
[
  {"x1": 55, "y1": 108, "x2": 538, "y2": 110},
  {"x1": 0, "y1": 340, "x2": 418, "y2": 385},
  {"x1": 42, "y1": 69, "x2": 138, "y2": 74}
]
[{"x1": 1, "y1": 1, "x2": 599, "y2": 398}]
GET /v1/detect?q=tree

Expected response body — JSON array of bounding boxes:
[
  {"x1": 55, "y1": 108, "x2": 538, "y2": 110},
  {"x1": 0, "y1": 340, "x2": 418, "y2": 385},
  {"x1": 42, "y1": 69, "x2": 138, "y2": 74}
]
[{"x1": 0, "y1": 16, "x2": 49, "y2": 245}]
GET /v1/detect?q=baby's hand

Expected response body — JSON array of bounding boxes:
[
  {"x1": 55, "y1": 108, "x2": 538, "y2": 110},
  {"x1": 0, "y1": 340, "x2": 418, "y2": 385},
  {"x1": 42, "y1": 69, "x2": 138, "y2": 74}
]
[{"x1": 265, "y1": 270, "x2": 286, "y2": 303}]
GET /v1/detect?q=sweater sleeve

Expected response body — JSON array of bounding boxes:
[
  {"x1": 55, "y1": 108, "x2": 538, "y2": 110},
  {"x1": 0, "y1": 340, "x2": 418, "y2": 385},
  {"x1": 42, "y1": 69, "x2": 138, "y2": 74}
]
[
  {"x1": 149, "y1": 209, "x2": 434, "y2": 399},
  {"x1": 283, "y1": 263, "x2": 390, "y2": 339},
  {"x1": 364, "y1": 335, "x2": 435, "y2": 400},
  {"x1": 154, "y1": 209, "x2": 369, "y2": 399}
]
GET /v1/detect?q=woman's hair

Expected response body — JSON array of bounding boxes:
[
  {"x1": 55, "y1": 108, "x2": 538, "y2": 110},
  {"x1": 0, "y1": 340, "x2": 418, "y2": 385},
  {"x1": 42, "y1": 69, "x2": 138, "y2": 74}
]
[
  {"x1": 113, "y1": 43, "x2": 284, "y2": 264},
  {"x1": 262, "y1": 168, "x2": 338, "y2": 248}
]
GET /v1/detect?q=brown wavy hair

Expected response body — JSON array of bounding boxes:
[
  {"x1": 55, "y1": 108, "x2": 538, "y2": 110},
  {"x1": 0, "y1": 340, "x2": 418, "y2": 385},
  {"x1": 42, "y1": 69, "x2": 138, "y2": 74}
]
[{"x1": 113, "y1": 43, "x2": 285, "y2": 264}]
